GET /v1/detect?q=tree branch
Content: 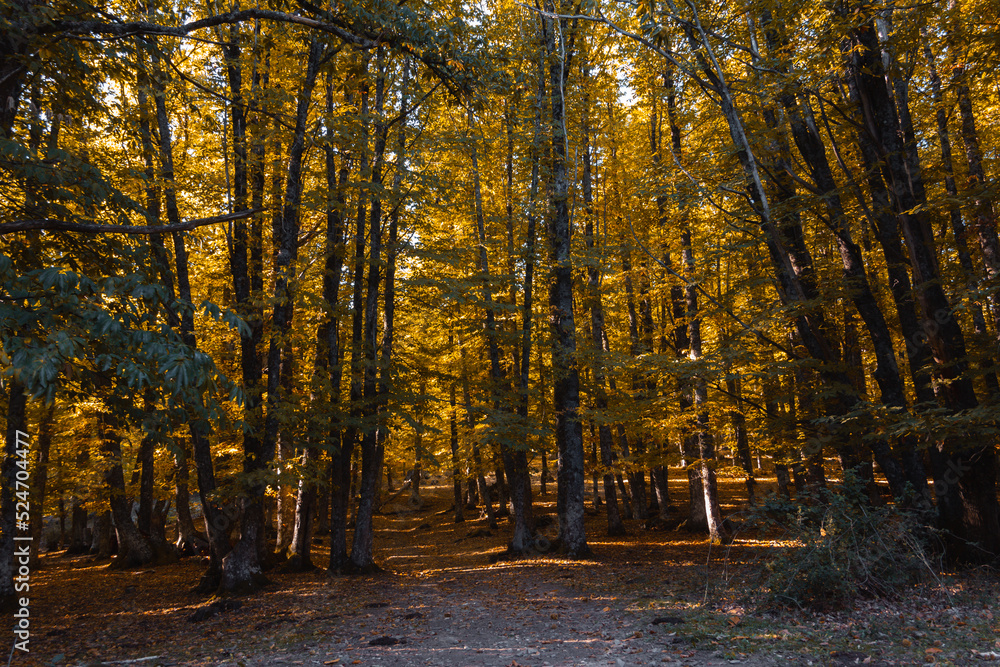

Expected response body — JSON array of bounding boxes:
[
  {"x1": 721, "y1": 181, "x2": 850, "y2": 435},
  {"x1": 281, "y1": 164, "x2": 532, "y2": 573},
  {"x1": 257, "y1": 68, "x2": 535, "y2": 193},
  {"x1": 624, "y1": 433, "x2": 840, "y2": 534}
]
[{"x1": 0, "y1": 209, "x2": 263, "y2": 235}]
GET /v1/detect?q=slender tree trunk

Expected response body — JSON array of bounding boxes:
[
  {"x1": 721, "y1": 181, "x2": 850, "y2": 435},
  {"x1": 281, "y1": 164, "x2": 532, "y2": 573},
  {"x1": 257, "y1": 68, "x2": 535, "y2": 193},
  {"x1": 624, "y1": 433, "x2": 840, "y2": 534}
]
[
  {"x1": 449, "y1": 379, "x2": 465, "y2": 523},
  {"x1": 27, "y1": 401, "x2": 54, "y2": 566},
  {"x1": 173, "y1": 439, "x2": 206, "y2": 555},
  {"x1": 620, "y1": 248, "x2": 648, "y2": 523},
  {"x1": 144, "y1": 39, "x2": 232, "y2": 581},
  {"x1": 350, "y1": 46, "x2": 390, "y2": 572},
  {"x1": 581, "y1": 68, "x2": 624, "y2": 536},
  {"x1": 542, "y1": 6, "x2": 590, "y2": 557},
  {"x1": 94, "y1": 383, "x2": 155, "y2": 568},
  {"x1": 458, "y1": 327, "x2": 498, "y2": 529},
  {"x1": 920, "y1": 30, "x2": 999, "y2": 396},
  {"x1": 298, "y1": 74, "x2": 349, "y2": 573}
]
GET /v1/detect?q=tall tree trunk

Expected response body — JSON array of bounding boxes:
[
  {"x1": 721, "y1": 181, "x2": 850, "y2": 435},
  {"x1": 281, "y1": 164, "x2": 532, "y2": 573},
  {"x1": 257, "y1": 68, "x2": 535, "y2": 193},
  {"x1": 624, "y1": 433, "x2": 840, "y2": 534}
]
[
  {"x1": 223, "y1": 38, "x2": 323, "y2": 590},
  {"x1": 458, "y1": 326, "x2": 499, "y2": 529},
  {"x1": 147, "y1": 41, "x2": 228, "y2": 571},
  {"x1": 725, "y1": 374, "x2": 755, "y2": 504},
  {"x1": 543, "y1": 6, "x2": 590, "y2": 557},
  {"x1": 581, "y1": 67, "x2": 624, "y2": 536},
  {"x1": 757, "y1": 18, "x2": 924, "y2": 500},
  {"x1": 843, "y1": 6, "x2": 1000, "y2": 557},
  {"x1": 946, "y1": 1, "x2": 1000, "y2": 334},
  {"x1": 683, "y1": 227, "x2": 726, "y2": 543},
  {"x1": 296, "y1": 74, "x2": 350, "y2": 573},
  {"x1": 920, "y1": 31, "x2": 999, "y2": 396},
  {"x1": 335, "y1": 55, "x2": 372, "y2": 573},
  {"x1": 468, "y1": 104, "x2": 533, "y2": 552},
  {"x1": 350, "y1": 46, "x2": 389, "y2": 572},
  {"x1": 95, "y1": 383, "x2": 155, "y2": 569},
  {"x1": 173, "y1": 439, "x2": 206, "y2": 555}
]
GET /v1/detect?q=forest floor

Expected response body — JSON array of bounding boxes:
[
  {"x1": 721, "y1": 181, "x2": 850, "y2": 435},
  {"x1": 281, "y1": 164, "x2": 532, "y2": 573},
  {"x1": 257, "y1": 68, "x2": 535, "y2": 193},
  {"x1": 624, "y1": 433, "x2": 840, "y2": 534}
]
[{"x1": 18, "y1": 475, "x2": 1000, "y2": 667}]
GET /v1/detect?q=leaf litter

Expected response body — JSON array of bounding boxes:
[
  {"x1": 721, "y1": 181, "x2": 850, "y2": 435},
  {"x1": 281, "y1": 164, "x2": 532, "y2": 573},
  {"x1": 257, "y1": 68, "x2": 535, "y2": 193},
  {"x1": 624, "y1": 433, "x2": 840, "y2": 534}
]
[{"x1": 21, "y1": 477, "x2": 1000, "y2": 667}]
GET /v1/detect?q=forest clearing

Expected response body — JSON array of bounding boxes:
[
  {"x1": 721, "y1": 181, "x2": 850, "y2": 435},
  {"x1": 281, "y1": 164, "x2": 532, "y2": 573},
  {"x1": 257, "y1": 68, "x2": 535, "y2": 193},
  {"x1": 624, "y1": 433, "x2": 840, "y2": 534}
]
[
  {"x1": 3, "y1": 0, "x2": 1000, "y2": 662},
  {"x1": 21, "y1": 478, "x2": 1000, "y2": 666}
]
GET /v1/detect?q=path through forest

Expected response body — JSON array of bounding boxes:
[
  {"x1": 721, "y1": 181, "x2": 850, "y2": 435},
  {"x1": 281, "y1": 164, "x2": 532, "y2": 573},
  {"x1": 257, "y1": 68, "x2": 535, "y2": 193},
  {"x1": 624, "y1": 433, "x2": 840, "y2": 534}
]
[{"x1": 23, "y1": 478, "x2": 1000, "y2": 667}]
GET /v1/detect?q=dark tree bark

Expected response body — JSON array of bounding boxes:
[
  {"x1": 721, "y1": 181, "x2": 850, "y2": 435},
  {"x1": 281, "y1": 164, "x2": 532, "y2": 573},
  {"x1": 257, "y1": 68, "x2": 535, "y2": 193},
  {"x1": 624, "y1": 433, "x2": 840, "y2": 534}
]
[
  {"x1": 173, "y1": 439, "x2": 207, "y2": 555},
  {"x1": 920, "y1": 31, "x2": 999, "y2": 396},
  {"x1": 468, "y1": 103, "x2": 533, "y2": 552},
  {"x1": 620, "y1": 247, "x2": 648, "y2": 523},
  {"x1": 0, "y1": 380, "x2": 27, "y2": 609},
  {"x1": 95, "y1": 386, "x2": 155, "y2": 569},
  {"x1": 458, "y1": 327, "x2": 498, "y2": 529},
  {"x1": 725, "y1": 374, "x2": 755, "y2": 504},
  {"x1": 27, "y1": 401, "x2": 54, "y2": 566},
  {"x1": 542, "y1": 5, "x2": 590, "y2": 557},
  {"x1": 448, "y1": 377, "x2": 465, "y2": 523},
  {"x1": 331, "y1": 65, "x2": 368, "y2": 572},
  {"x1": 223, "y1": 38, "x2": 323, "y2": 590},
  {"x1": 142, "y1": 39, "x2": 230, "y2": 582},
  {"x1": 842, "y1": 5, "x2": 1000, "y2": 557},
  {"x1": 349, "y1": 46, "x2": 390, "y2": 572},
  {"x1": 136, "y1": 396, "x2": 156, "y2": 537},
  {"x1": 295, "y1": 74, "x2": 349, "y2": 573},
  {"x1": 581, "y1": 66, "x2": 624, "y2": 536},
  {"x1": 757, "y1": 22, "x2": 924, "y2": 501}
]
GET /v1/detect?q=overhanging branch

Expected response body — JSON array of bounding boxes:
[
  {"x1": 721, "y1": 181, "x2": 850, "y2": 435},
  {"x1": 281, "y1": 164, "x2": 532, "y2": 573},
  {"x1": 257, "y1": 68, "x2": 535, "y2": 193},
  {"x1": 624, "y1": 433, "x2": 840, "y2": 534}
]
[{"x1": 0, "y1": 209, "x2": 263, "y2": 236}]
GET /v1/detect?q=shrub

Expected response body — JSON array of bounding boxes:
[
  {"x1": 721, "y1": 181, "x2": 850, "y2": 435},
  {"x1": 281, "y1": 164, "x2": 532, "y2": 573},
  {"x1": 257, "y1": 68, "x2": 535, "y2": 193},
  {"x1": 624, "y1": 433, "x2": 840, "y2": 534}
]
[{"x1": 740, "y1": 473, "x2": 940, "y2": 608}]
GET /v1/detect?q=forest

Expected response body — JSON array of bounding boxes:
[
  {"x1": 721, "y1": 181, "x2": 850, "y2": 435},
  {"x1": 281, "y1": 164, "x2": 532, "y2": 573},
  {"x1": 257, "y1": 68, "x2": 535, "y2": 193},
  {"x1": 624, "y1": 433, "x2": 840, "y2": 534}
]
[{"x1": 2, "y1": 0, "x2": 1000, "y2": 660}]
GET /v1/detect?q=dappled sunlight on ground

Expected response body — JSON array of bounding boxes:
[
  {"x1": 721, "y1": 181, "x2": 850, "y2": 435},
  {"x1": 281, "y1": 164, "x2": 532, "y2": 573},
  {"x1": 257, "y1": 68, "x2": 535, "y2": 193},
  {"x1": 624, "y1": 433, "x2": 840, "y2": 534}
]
[{"x1": 23, "y1": 471, "x2": 997, "y2": 666}]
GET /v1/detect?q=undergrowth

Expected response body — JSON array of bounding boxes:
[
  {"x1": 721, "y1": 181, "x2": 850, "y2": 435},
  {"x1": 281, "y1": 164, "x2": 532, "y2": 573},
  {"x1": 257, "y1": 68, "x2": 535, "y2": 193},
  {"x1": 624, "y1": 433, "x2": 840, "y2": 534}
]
[{"x1": 732, "y1": 473, "x2": 943, "y2": 609}]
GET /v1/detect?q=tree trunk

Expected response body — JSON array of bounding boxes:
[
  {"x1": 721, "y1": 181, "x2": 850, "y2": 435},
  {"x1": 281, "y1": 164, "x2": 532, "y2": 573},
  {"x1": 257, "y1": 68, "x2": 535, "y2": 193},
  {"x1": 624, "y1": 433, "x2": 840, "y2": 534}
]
[
  {"x1": 223, "y1": 38, "x2": 323, "y2": 590},
  {"x1": 920, "y1": 30, "x2": 999, "y2": 396},
  {"x1": 543, "y1": 5, "x2": 589, "y2": 557},
  {"x1": 173, "y1": 439, "x2": 207, "y2": 555},
  {"x1": 449, "y1": 380, "x2": 465, "y2": 523},
  {"x1": 620, "y1": 248, "x2": 648, "y2": 523},
  {"x1": 0, "y1": 380, "x2": 27, "y2": 610},
  {"x1": 144, "y1": 39, "x2": 230, "y2": 582},
  {"x1": 349, "y1": 46, "x2": 389, "y2": 573},
  {"x1": 581, "y1": 67, "x2": 625, "y2": 536},
  {"x1": 96, "y1": 390, "x2": 155, "y2": 569},
  {"x1": 458, "y1": 328, "x2": 498, "y2": 529},
  {"x1": 726, "y1": 374, "x2": 755, "y2": 505},
  {"x1": 843, "y1": 6, "x2": 1000, "y2": 557},
  {"x1": 28, "y1": 401, "x2": 55, "y2": 567},
  {"x1": 331, "y1": 65, "x2": 368, "y2": 573}
]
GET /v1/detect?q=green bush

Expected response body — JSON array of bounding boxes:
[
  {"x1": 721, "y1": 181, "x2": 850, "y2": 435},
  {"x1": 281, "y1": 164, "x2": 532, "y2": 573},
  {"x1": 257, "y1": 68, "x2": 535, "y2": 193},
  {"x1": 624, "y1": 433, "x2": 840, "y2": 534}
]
[{"x1": 742, "y1": 474, "x2": 940, "y2": 608}]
